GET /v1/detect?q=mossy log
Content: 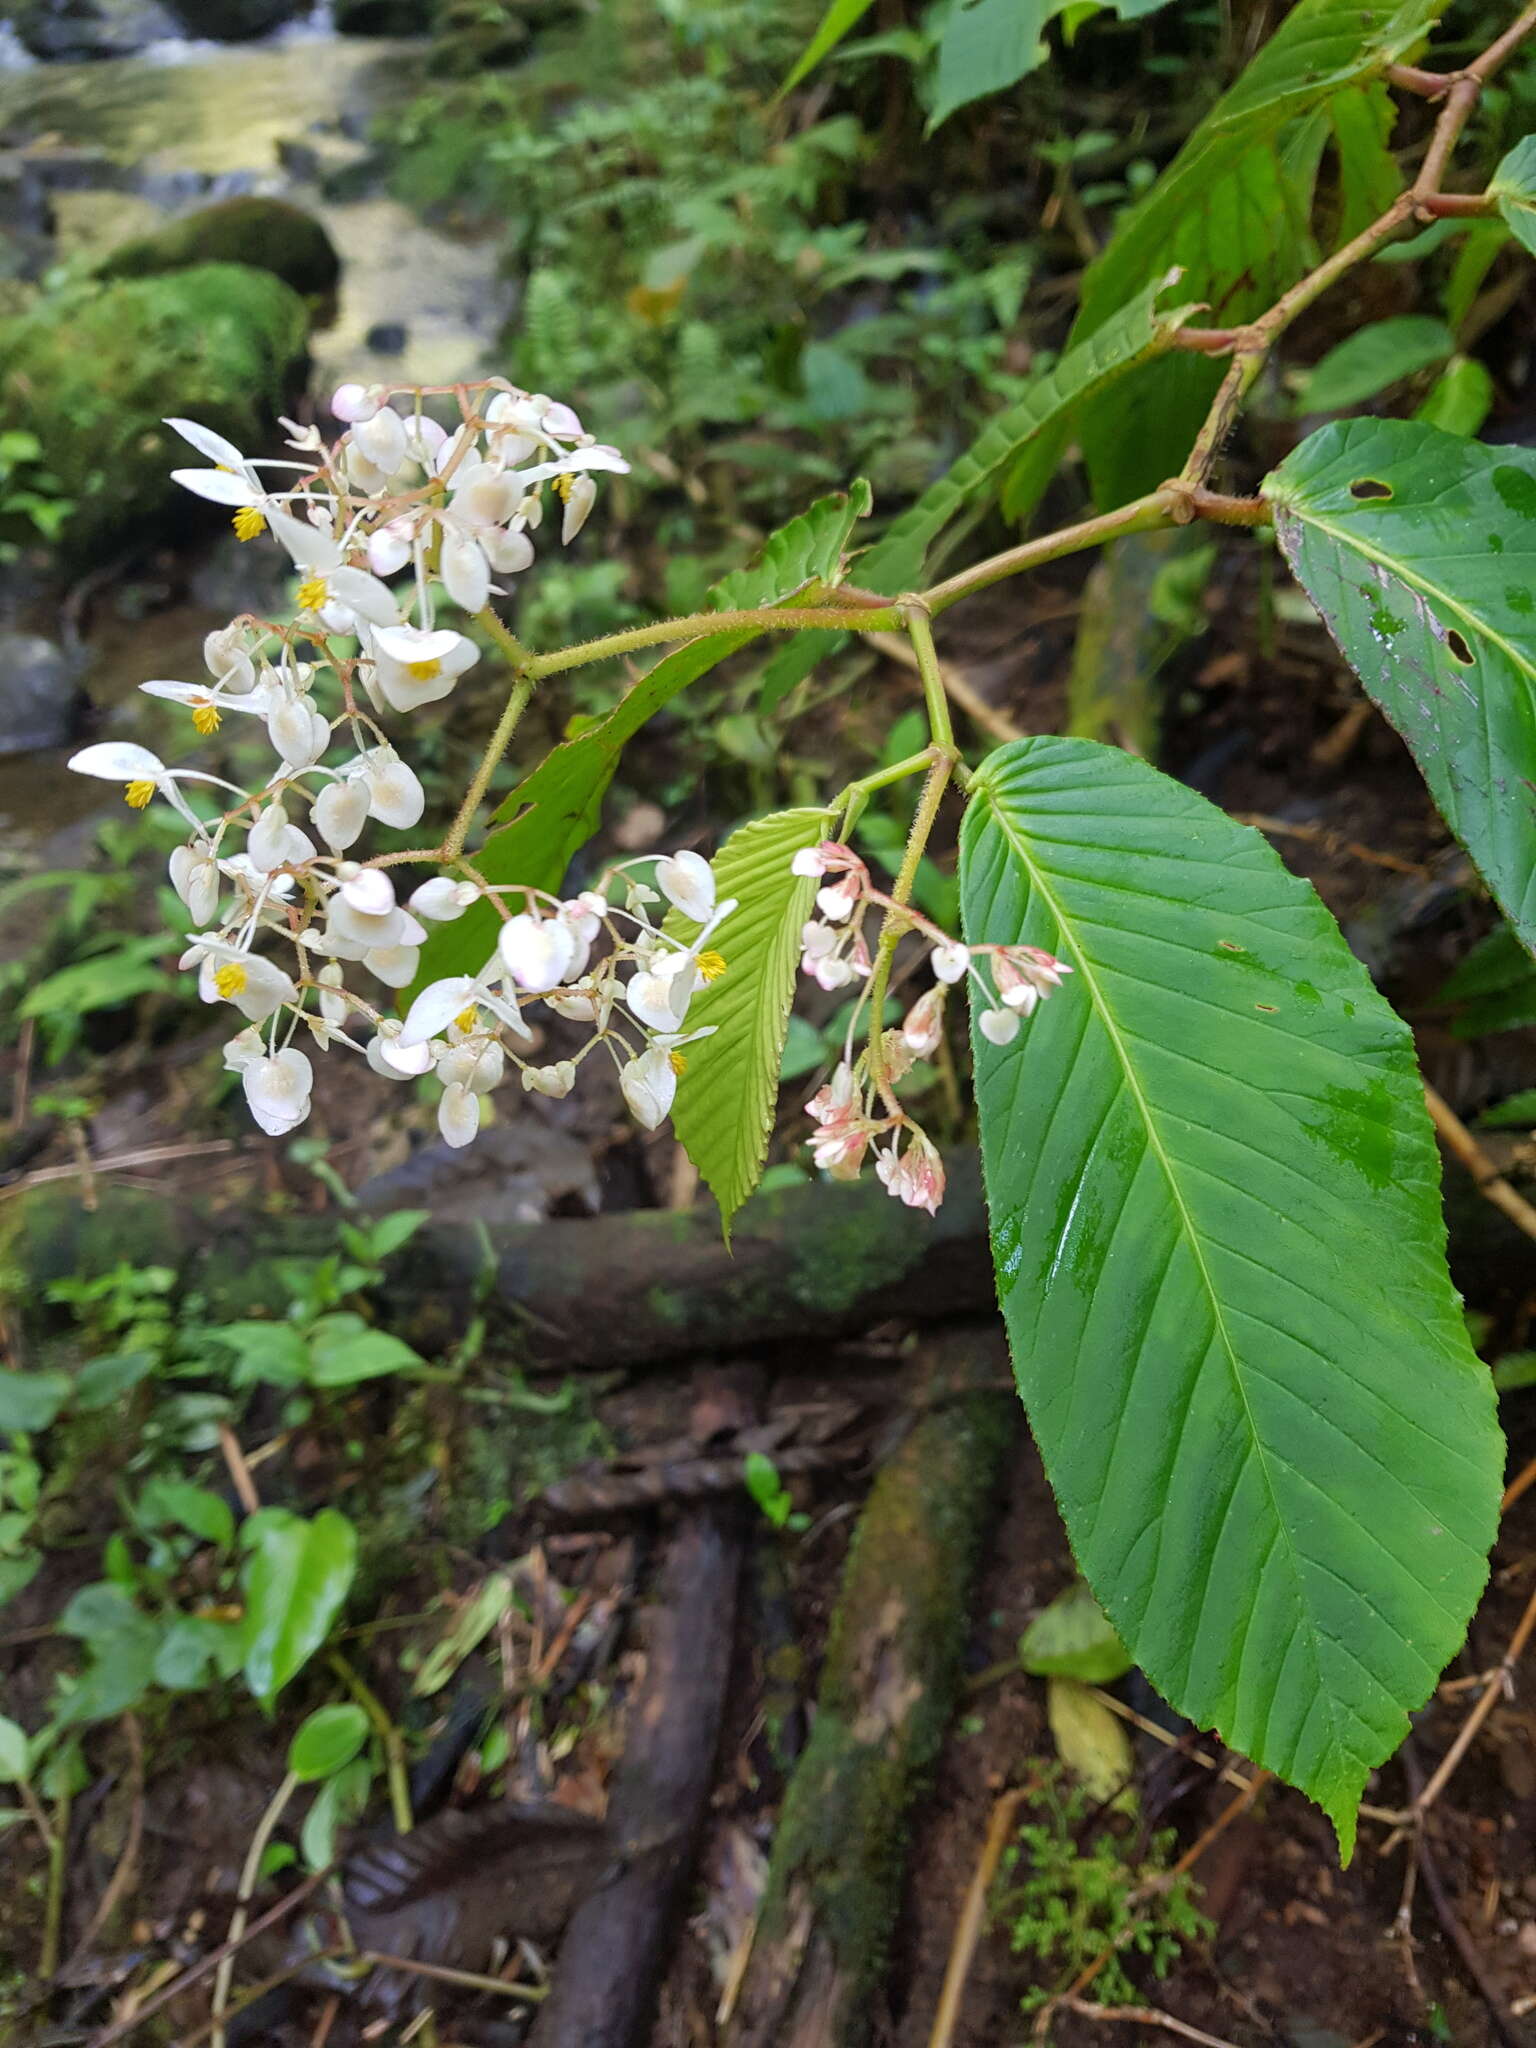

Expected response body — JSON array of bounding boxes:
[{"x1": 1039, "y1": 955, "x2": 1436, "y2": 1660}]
[{"x1": 725, "y1": 1327, "x2": 1015, "y2": 2048}]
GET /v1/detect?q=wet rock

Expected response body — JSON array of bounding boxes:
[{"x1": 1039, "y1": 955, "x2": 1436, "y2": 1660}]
[
  {"x1": 93, "y1": 195, "x2": 341, "y2": 305},
  {"x1": 166, "y1": 0, "x2": 307, "y2": 37},
  {"x1": 364, "y1": 318, "x2": 407, "y2": 354},
  {"x1": 333, "y1": 0, "x2": 428, "y2": 31},
  {"x1": 0, "y1": 263, "x2": 309, "y2": 557},
  {"x1": 0, "y1": 632, "x2": 83, "y2": 755},
  {"x1": 8, "y1": 0, "x2": 182, "y2": 60}
]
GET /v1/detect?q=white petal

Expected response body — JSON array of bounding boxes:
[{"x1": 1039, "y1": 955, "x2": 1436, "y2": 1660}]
[
  {"x1": 69, "y1": 741, "x2": 165, "y2": 781},
  {"x1": 655, "y1": 850, "x2": 715, "y2": 923},
  {"x1": 268, "y1": 505, "x2": 341, "y2": 571},
  {"x1": 362, "y1": 751, "x2": 425, "y2": 829},
  {"x1": 400, "y1": 976, "x2": 479, "y2": 1047},
  {"x1": 438, "y1": 1082, "x2": 481, "y2": 1148},
  {"x1": 327, "y1": 565, "x2": 400, "y2": 628},
  {"x1": 409, "y1": 876, "x2": 477, "y2": 922},
  {"x1": 620, "y1": 1047, "x2": 675, "y2": 1130},
  {"x1": 165, "y1": 416, "x2": 248, "y2": 469},
  {"x1": 497, "y1": 913, "x2": 576, "y2": 992},
  {"x1": 243, "y1": 1049, "x2": 313, "y2": 1135},
  {"x1": 355, "y1": 404, "x2": 408, "y2": 473},
  {"x1": 364, "y1": 943, "x2": 420, "y2": 989},
  {"x1": 627, "y1": 969, "x2": 690, "y2": 1034},
  {"x1": 367, "y1": 521, "x2": 414, "y2": 577},
  {"x1": 441, "y1": 532, "x2": 491, "y2": 613},
  {"x1": 931, "y1": 942, "x2": 970, "y2": 984},
  {"x1": 372, "y1": 624, "x2": 471, "y2": 668},
  {"x1": 341, "y1": 867, "x2": 396, "y2": 916},
  {"x1": 483, "y1": 525, "x2": 535, "y2": 575},
  {"x1": 561, "y1": 473, "x2": 597, "y2": 544},
  {"x1": 978, "y1": 1007, "x2": 1020, "y2": 1045},
  {"x1": 331, "y1": 382, "x2": 380, "y2": 424},
  {"x1": 312, "y1": 778, "x2": 369, "y2": 851},
  {"x1": 171, "y1": 467, "x2": 263, "y2": 508}
]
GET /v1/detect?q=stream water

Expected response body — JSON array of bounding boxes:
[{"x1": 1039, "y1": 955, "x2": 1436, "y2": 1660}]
[{"x1": 0, "y1": 10, "x2": 511, "y2": 855}]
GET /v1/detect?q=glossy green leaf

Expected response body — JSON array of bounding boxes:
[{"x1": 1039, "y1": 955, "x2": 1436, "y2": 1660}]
[
  {"x1": 760, "y1": 274, "x2": 1194, "y2": 713},
  {"x1": 1298, "y1": 315, "x2": 1453, "y2": 412},
  {"x1": 781, "y1": 0, "x2": 879, "y2": 91},
  {"x1": 1019, "y1": 1581, "x2": 1133, "y2": 1683},
  {"x1": 288, "y1": 1702, "x2": 369, "y2": 1782},
  {"x1": 0, "y1": 1371, "x2": 72, "y2": 1434},
  {"x1": 1437, "y1": 923, "x2": 1536, "y2": 1037},
  {"x1": 301, "y1": 1754, "x2": 371, "y2": 1870},
  {"x1": 1265, "y1": 419, "x2": 1536, "y2": 953},
  {"x1": 1489, "y1": 133, "x2": 1536, "y2": 258},
  {"x1": 240, "y1": 1507, "x2": 357, "y2": 1704},
  {"x1": 414, "y1": 483, "x2": 869, "y2": 994},
  {"x1": 960, "y1": 735, "x2": 1501, "y2": 1854},
  {"x1": 306, "y1": 1313, "x2": 423, "y2": 1387},
  {"x1": 669, "y1": 807, "x2": 833, "y2": 1234},
  {"x1": 1072, "y1": 0, "x2": 1441, "y2": 505},
  {"x1": 928, "y1": 0, "x2": 1174, "y2": 130},
  {"x1": 0, "y1": 1714, "x2": 30, "y2": 1784},
  {"x1": 1414, "y1": 353, "x2": 1494, "y2": 438}
]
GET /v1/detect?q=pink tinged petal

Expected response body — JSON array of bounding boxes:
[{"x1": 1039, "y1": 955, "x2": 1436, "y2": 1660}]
[
  {"x1": 69, "y1": 740, "x2": 165, "y2": 780},
  {"x1": 400, "y1": 977, "x2": 480, "y2": 1047},
  {"x1": 438, "y1": 1082, "x2": 482, "y2": 1149},
  {"x1": 497, "y1": 912, "x2": 576, "y2": 992},
  {"x1": 655, "y1": 849, "x2": 715, "y2": 923},
  {"x1": 327, "y1": 565, "x2": 401, "y2": 628},
  {"x1": 171, "y1": 467, "x2": 264, "y2": 507},
  {"x1": 312, "y1": 778, "x2": 369, "y2": 851},
  {"x1": 331, "y1": 382, "x2": 380, "y2": 423}
]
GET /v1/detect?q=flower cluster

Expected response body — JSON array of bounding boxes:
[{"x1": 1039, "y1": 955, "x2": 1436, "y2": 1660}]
[
  {"x1": 68, "y1": 380, "x2": 734, "y2": 1149},
  {"x1": 791, "y1": 840, "x2": 1072, "y2": 1214}
]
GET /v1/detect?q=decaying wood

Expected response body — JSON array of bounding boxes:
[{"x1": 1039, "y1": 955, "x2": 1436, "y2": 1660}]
[
  {"x1": 725, "y1": 1327, "x2": 1015, "y2": 2048},
  {"x1": 392, "y1": 1149, "x2": 991, "y2": 1368},
  {"x1": 528, "y1": 1505, "x2": 742, "y2": 2048}
]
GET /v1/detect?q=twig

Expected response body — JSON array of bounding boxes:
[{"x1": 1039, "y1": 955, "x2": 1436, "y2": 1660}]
[
  {"x1": 9, "y1": 1017, "x2": 34, "y2": 1134},
  {"x1": 217, "y1": 1424, "x2": 260, "y2": 1518},
  {"x1": 1424, "y1": 1084, "x2": 1536, "y2": 1246},
  {"x1": 1503, "y1": 1458, "x2": 1536, "y2": 1514},
  {"x1": 1400, "y1": 1744, "x2": 1524, "y2": 2048},
  {"x1": 1413, "y1": 1575, "x2": 1536, "y2": 1816},
  {"x1": 169, "y1": 1949, "x2": 346, "y2": 2048},
  {"x1": 40, "y1": 1776, "x2": 71, "y2": 1978},
  {"x1": 1232, "y1": 813, "x2": 1429, "y2": 877},
  {"x1": 0, "y1": 1139, "x2": 234, "y2": 1200},
  {"x1": 65, "y1": 1714, "x2": 146, "y2": 1968},
  {"x1": 1057, "y1": 1998, "x2": 1242, "y2": 2048},
  {"x1": 927, "y1": 1777, "x2": 1043, "y2": 2048},
  {"x1": 359, "y1": 1950, "x2": 545, "y2": 2001},
  {"x1": 211, "y1": 1772, "x2": 300, "y2": 2048},
  {"x1": 86, "y1": 1865, "x2": 334, "y2": 2047},
  {"x1": 863, "y1": 629, "x2": 1025, "y2": 745}
]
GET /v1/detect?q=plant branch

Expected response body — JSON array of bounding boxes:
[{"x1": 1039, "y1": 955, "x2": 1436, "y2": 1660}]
[
  {"x1": 211, "y1": 1771, "x2": 299, "y2": 2048},
  {"x1": 900, "y1": 600, "x2": 956, "y2": 752},
  {"x1": 443, "y1": 675, "x2": 534, "y2": 860},
  {"x1": 920, "y1": 491, "x2": 1176, "y2": 613},
  {"x1": 524, "y1": 602, "x2": 901, "y2": 679},
  {"x1": 866, "y1": 756, "x2": 955, "y2": 1110},
  {"x1": 328, "y1": 1651, "x2": 413, "y2": 1834}
]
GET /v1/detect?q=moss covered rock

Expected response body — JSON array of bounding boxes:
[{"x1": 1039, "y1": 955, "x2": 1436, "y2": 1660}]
[
  {"x1": 94, "y1": 197, "x2": 341, "y2": 307},
  {"x1": 0, "y1": 263, "x2": 308, "y2": 556},
  {"x1": 8, "y1": 0, "x2": 180, "y2": 60},
  {"x1": 333, "y1": 0, "x2": 427, "y2": 30},
  {"x1": 167, "y1": 0, "x2": 305, "y2": 35}
]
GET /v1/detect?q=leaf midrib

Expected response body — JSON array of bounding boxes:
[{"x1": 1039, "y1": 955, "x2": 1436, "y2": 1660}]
[{"x1": 977, "y1": 776, "x2": 1330, "y2": 1746}]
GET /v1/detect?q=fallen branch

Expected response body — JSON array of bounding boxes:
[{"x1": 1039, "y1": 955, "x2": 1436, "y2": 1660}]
[{"x1": 1424, "y1": 1084, "x2": 1536, "y2": 1246}]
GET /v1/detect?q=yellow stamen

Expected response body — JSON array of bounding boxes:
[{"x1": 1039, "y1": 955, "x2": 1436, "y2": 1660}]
[
  {"x1": 295, "y1": 575, "x2": 329, "y2": 613},
  {"x1": 124, "y1": 779, "x2": 155, "y2": 809},
  {"x1": 213, "y1": 962, "x2": 248, "y2": 999},
  {"x1": 454, "y1": 1007, "x2": 478, "y2": 1033},
  {"x1": 553, "y1": 472, "x2": 574, "y2": 502},
  {"x1": 192, "y1": 702, "x2": 222, "y2": 736},
  {"x1": 406, "y1": 658, "x2": 443, "y2": 682},
  {"x1": 696, "y1": 949, "x2": 727, "y2": 983},
  {"x1": 669, "y1": 1050, "x2": 688, "y2": 1077},
  {"x1": 232, "y1": 506, "x2": 266, "y2": 542}
]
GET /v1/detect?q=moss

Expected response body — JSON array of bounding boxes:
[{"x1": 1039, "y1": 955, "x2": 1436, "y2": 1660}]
[
  {"x1": 95, "y1": 197, "x2": 341, "y2": 306},
  {"x1": 0, "y1": 263, "x2": 309, "y2": 556}
]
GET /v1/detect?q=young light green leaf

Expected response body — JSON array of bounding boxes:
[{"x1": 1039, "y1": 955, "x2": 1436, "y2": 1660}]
[
  {"x1": 240, "y1": 1507, "x2": 357, "y2": 1704},
  {"x1": 301, "y1": 1754, "x2": 371, "y2": 1870},
  {"x1": 288, "y1": 1702, "x2": 369, "y2": 1782},
  {"x1": 1265, "y1": 419, "x2": 1536, "y2": 953},
  {"x1": 1047, "y1": 1676, "x2": 1136, "y2": 1805},
  {"x1": 413, "y1": 485, "x2": 869, "y2": 997},
  {"x1": 1019, "y1": 1581, "x2": 1133, "y2": 1684},
  {"x1": 668, "y1": 807, "x2": 833, "y2": 1234},
  {"x1": 781, "y1": 0, "x2": 880, "y2": 93},
  {"x1": 1298, "y1": 315, "x2": 1453, "y2": 413},
  {"x1": 0, "y1": 1714, "x2": 30, "y2": 1784},
  {"x1": 1489, "y1": 133, "x2": 1536, "y2": 258},
  {"x1": 961, "y1": 735, "x2": 1501, "y2": 1856},
  {"x1": 413, "y1": 1571, "x2": 518, "y2": 1697},
  {"x1": 1478, "y1": 1088, "x2": 1536, "y2": 1130},
  {"x1": 1072, "y1": 0, "x2": 1441, "y2": 505},
  {"x1": 306, "y1": 1313, "x2": 424, "y2": 1388},
  {"x1": 0, "y1": 1370, "x2": 72, "y2": 1434},
  {"x1": 1413, "y1": 353, "x2": 1494, "y2": 438}
]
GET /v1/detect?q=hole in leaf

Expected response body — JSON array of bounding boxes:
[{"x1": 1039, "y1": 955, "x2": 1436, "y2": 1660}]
[
  {"x1": 1349, "y1": 478, "x2": 1393, "y2": 501},
  {"x1": 1446, "y1": 628, "x2": 1474, "y2": 666}
]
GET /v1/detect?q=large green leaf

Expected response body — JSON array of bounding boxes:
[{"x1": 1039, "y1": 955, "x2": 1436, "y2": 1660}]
[
  {"x1": 1072, "y1": 0, "x2": 1441, "y2": 505},
  {"x1": 669, "y1": 807, "x2": 832, "y2": 1234},
  {"x1": 240, "y1": 1506, "x2": 357, "y2": 1704},
  {"x1": 781, "y1": 0, "x2": 879, "y2": 92},
  {"x1": 1489, "y1": 133, "x2": 1536, "y2": 258},
  {"x1": 758, "y1": 273, "x2": 1194, "y2": 713},
  {"x1": 1264, "y1": 419, "x2": 1536, "y2": 953},
  {"x1": 412, "y1": 484, "x2": 870, "y2": 994},
  {"x1": 927, "y1": 0, "x2": 1175, "y2": 131},
  {"x1": 960, "y1": 735, "x2": 1500, "y2": 1853},
  {"x1": 1298, "y1": 315, "x2": 1454, "y2": 413},
  {"x1": 1328, "y1": 80, "x2": 1403, "y2": 243}
]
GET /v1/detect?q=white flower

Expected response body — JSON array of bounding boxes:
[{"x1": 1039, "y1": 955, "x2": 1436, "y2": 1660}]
[
  {"x1": 931, "y1": 941, "x2": 970, "y2": 984},
  {"x1": 354, "y1": 403, "x2": 408, "y2": 475},
  {"x1": 168, "y1": 844, "x2": 220, "y2": 926},
  {"x1": 398, "y1": 973, "x2": 532, "y2": 1049},
  {"x1": 312, "y1": 777, "x2": 370, "y2": 851},
  {"x1": 367, "y1": 517, "x2": 415, "y2": 578},
  {"x1": 267, "y1": 694, "x2": 331, "y2": 771},
  {"x1": 521, "y1": 1060, "x2": 576, "y2": 1098},
  {"x1": 367, "y1": 1019, "x2": 435, "y2": 1077},
  {"x1": 627, "y1": 967, "x2": 691, "y2": 1034},
  {"x1": 441, "y1": 530, "x2": 491, "y2": 613},
  {"x1": 67, "y1": 741, "x2": 236, "y2": 832},
  {"x1": 331, "y1": 382, "x2": 381, "y2": 424},
  {"x1": 242, "y1": 1048, "x2": 314, "y2": 1136},
  {"x1": 437, "y1": 1038, "x2": 504, "y2": 1094},
  {"x1": 620, "y1": 1044, "x2": 678, "y2": 1130},
  {"x1": 370, "y1": 625, "x2": 480, "y2": 714},
  {"x1": 655, "y1": 849, "x2": 716, "y2": 923},
  {"x1": 410, "y1": 876, "x2": 480, "y2": 922},
  {"x1": 248, "y1": 801, "x2": 316, "y2": 874},
  {"x1": 498, "y1": 912, "x2": 576, "y2": 992},
  {"x1": 186, "y1": 935, "x2": 298, "y2": 1023},
  {"x1": 978, "y1": 1006, "x2": 1020, "y2": 1046},
  {"x1": 357, "y1": 747, "x2": 425, "y2": 829},
  {"x1": 165, "y1": 416, "x2": 266, "y2": 508}
]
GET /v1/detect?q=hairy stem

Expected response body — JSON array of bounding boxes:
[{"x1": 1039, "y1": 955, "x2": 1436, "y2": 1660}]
[
  {"x1": 921, "y1": 492, "x2": 1176, "y2": 614},
  {"x1": 525, "y1": 602, "x2": 902, "y2": 678},
  {"x1": 900, "y1": 601, "x2": 956, "y2": 753},
  {"x1": 866, "y1": 757, "x2": 955, "y2": 1111},
  {"x1": 443, "y1": 675, "x2": 534, "y2": 860}
]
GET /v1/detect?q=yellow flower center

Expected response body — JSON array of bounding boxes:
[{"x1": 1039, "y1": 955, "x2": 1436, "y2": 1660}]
[
  {"x1": 406, "y1": 658, "x2": 443, "y2": 682},
  {"x1": 669, "y1": 1049, "x2": 688, "y2": 1077},
  {"x1": 295, "y1": 576, "x2": 329, "y2": 613},
  {"x1": 553, "y1": 472, "x2": 574, "y2": 502},
  {"x1": 454, "y1": 1006, "x2": 478, "y2": 1033},
  {"x1": 124, "y1": 779, "x2": 156, "y2": 809},
  {"x1": 232, "y1": 506, "x2": 266, "y2": 542},
  {"x1": 192, "y1": 702, "x2": 222, "y2": 736},
  {"x1": 213, "y1": 962, "x2": 248, "y2": 999},
  {"x1": 696, "y1": 949, "x2": 727, "y2": 983}
]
